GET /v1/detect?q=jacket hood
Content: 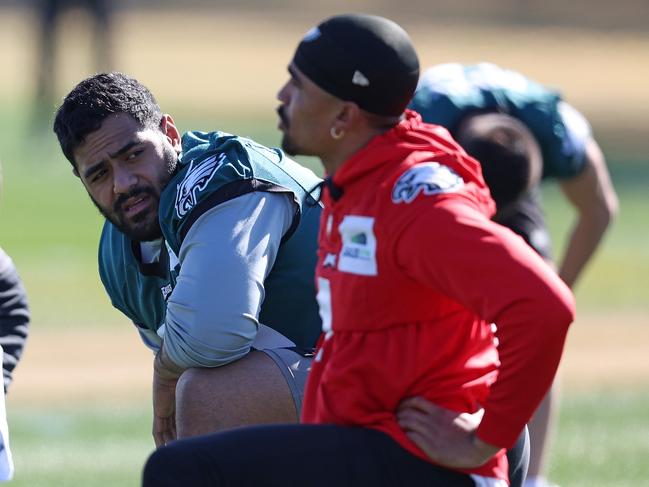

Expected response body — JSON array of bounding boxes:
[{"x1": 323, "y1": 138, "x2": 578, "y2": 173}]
[{"x1": 333, "y1": 110, "x2": 496, "y2": 216}]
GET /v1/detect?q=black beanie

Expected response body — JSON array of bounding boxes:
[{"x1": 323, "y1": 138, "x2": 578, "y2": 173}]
[{"x1": 292, "y1": 14, "x2": 420, "y2": 117}]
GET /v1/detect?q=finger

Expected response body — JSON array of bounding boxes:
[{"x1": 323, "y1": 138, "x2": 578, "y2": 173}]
[
  {"x1": 404, "y1": 430, "x2": 443, "y2": 463},
  {"x1": 159, "y1": 418, "x2": 176, "y2": 446},
  {"x1": 396, "y1": 405, "x2": 422, "y2": 421},
  {"x1": 167, "y1": 419, "x2": 177, "y2": 444},
  {"x1": 153, "y1": 427, "x2": 164, "y2": 448},
  {"x1": 397, "y1": 409, "x2": 443, "y2": 438},
  {"x1": 153, "y1": 417, "x2": 174, "y2": 447},
  {"x1": 162, "y1": 430, "x2": 175, "y2": 446},
  {"x1": 398, "y1": 396, "x2": 438, "y2": 414},
  {"x1": 399, "y1": 397, "x2": 454, "y2": 418},
  {"x1": 397, "y1": 402, "x2": 459, "y2": 429}
]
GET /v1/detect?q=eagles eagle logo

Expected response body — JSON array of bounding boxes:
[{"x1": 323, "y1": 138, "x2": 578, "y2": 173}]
[
  {"x1": 175, "y1": 154, "x2": 225, "y2": 218},
  {"x1": 391, "y1": 162, "x2": 464, "y2": 204}
]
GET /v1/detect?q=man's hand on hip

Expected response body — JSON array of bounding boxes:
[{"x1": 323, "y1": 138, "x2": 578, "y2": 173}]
[{"x1": 397, "y1": 396, "x2": 500, "y2": 469}]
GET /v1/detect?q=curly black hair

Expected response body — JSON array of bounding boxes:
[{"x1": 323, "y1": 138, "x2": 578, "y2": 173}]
[{"x1": 53, "y1": 72, "x2": 163, "y2": 166}]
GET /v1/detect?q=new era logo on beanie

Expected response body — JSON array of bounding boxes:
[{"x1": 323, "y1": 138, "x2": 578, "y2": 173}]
[
  {"x1": 292, "y1": 13, "x2": 419, "y2": 116},
  {"x1": 302, "y1": 26, "x2": 321, "y2": 42},
  {"x1": 352, "y1": 70, "x2": 370, "y2": 87}
]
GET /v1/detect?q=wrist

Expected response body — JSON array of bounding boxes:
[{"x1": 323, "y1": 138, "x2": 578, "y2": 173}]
[
  {"x1": 471, "y1": 434, "x2": 501, "y2": 466},
  {"x1": 154, "y1": 346, "x2": 185, "y2": 381}
]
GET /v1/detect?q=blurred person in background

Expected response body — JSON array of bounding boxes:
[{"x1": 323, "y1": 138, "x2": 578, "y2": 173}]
[
  {"x1": 0, "y1": 163, "x2": 31, "y2": 481},
  {"x1": 0, "y1": 248, "x2": 30, "y2": 394},
  {"x1": 410, "y1": 62, "x2": 619, "y2": 487},
  {"x1": 0, "y1": 166, "x2": 30, "y2": 392},
  {"x1": 142, "y1": 14, "x2": 575, "y2": 487},
  {"x1": 53, "y1": 72, "x2": 322, "y2": 448},
  {"x1": 33, "y1": 0, "x2": 113, "y2": 124}
]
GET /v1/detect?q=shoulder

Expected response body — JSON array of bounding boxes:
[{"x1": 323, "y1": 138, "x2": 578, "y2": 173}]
[
  {"x1": 169, "y1": 130, "x2": 295, "y2": 215},
  {"x1": 542, "y1": 101, "x2": 592, "y2": 179},
  {"x1": 98, "y1": 220, "x2": 132, "y2": 288},
  {"x1": 159, "y1": 132, "x2": 254, "y2": 247},
  {"x1": 161, "y1": 131, "x2": 321, "y2": 252},
  {"x1": 375, "y1": 133, "x2": 494, "y2": 223}
]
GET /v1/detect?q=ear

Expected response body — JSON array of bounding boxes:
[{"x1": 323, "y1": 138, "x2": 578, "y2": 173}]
[
  {"x1": 160, "y1": 114, "x2": 182, "y2": 153},
  {"x1": 333, "y1": 102, "x2": 361, "y2": 133}
]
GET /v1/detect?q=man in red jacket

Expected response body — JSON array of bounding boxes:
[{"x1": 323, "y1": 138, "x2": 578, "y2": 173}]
[{"x1": 143, "y1": 14, "x2": 574, "y2": 487}]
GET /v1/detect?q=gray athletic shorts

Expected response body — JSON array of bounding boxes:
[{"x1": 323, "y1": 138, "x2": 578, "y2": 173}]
[{"x1": 259, "y1": 347, "x2": 313, "y2": 420}]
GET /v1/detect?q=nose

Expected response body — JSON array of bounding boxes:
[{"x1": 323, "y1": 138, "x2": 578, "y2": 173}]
[
  {"x1": 113, "y1": 164, "x2": 138, "y2": 195},
  {"x1": 277, "y1": 80, "x2": 291, "y2": 103}
]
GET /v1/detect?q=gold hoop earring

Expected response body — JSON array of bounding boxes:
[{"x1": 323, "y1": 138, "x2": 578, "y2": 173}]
[{"x1": 330, "y1": 127, "x2": 345, "y2": 140}]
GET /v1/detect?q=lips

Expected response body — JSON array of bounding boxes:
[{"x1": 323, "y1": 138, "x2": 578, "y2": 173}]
[
  {"x1": 276, "y1": 106, "x2": 289, "y2": 131},
  {"x1": 122, "y1": 193, "x2": 151, "y2": 217}
]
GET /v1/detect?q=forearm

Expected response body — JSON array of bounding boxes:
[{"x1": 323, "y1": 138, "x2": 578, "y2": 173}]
[
  {"x1": 396, "y1": 200, "x2": 575, "y2": 447},
  {"x1": 558, "y1": 210, "x2": 613, "y2": 288},
  {"x1": 477, "y1": 234, "x2": 574, "y2": 447},
  {"x1": 154, "y1": 343, "x2": 185, "y2": 381},
  {"x1": 477, "y1": 289, "x2": 572, "y2": 447},
  {"x1": 151, "y1": 343, "x2": 182, "y2": 448},
  {"x1": 558, "y1": 138, "x2": 618, "y2": 288}
]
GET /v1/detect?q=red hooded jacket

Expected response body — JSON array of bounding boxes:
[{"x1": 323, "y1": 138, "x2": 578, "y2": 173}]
[{"x1": 302, "y1": 111, "x2": 575, "y2": 482}]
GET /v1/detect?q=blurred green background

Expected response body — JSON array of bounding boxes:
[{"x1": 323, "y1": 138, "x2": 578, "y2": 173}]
[{"x1": 0, "y1": 2, "x2": 647, "y2": 486}]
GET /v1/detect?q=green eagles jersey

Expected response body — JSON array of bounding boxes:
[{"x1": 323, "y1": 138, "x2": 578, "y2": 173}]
[
  {"x1": 409, "y1": 63, "x2": 587, "y2": 179},
  {"x1": 98, "y1": 222, "x2": 171, "y2": 334},
  {"x1": 158, "y1": 131, "x2": 323, "y2": 349}
]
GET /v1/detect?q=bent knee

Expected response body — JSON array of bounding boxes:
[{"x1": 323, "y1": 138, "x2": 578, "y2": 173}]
[
  {"x1": 142, "y1": 444, "x2": 186, "y2": 487},
  {"x1": 177, "y1": 367, "x2": 217, "y2": 393}
]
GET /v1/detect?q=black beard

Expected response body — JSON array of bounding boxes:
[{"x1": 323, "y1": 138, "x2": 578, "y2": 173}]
[
  {"x1": 280, "y1": 133, "x2": 300, "y2": 156},
  {"x1": 276, "y1": 105, "x2": 300, "y2": 156},
  {"x1": 92, "y1": 185, "x2": 163, "y2": 242},
  {"x1": 92, "y1": 147, "x2": 177, "y2": 242}
]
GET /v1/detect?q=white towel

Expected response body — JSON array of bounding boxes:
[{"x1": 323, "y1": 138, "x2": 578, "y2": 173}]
[{"x1": 0, "y1": 346, "x2": 14, "y2": 482}]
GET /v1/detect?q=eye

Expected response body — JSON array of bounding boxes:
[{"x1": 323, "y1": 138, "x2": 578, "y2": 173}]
[
  {"x1": 90, "y1": 168, "x2": 108, "y2": 183},
  {"x1": 126, "y1": 149, "x2": 144, "y2": 161}
]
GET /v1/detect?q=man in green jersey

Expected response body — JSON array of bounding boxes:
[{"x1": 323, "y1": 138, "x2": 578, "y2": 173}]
[
  {"x1": 54, "y1": 72, "x2": 322, "y2": 447},
  {"x1": 410, "y1": 62, "x2": 619, "y2": 487}
]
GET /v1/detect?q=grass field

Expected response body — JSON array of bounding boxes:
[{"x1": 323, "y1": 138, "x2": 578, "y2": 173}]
[
  {"x1": 0, "y1": 6, "x2": 648, "y2": 487},
  {"x1": 9, "y1": 391, "x2": 649, "y2": 487}
]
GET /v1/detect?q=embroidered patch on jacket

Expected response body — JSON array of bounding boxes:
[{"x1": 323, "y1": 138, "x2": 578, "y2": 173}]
[
  {"x1": 337, "y1": 215, "x2": 377, "y2": 276},
  {"x1": 175, "y1": 153, "x2": 226, "y2": 218},
  {"x1": 391, "y1": 162, "x2": 464, "y2": 204}
]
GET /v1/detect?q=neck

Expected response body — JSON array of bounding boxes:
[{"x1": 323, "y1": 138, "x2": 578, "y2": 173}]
[{"x1": 321, "y1": 126, "x2": 388, "y2": 177}]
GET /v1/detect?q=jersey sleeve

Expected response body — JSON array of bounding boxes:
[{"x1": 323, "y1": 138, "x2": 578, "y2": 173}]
[
  {"x1": 393, "y1": 197, "x2": 574, "y2": 447},
  {"x1": 162, "y1": 191, "x2": 294, "y2": 368},
  {"x1": 160, "y1": 133, "x2": 299, "y2": 255},
  {"x1": 543, "y1": 101, "x2": 592, "y2": 179},
  {"x1": 0, "y1": 248, "x2": 30, "y2": 392}
]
